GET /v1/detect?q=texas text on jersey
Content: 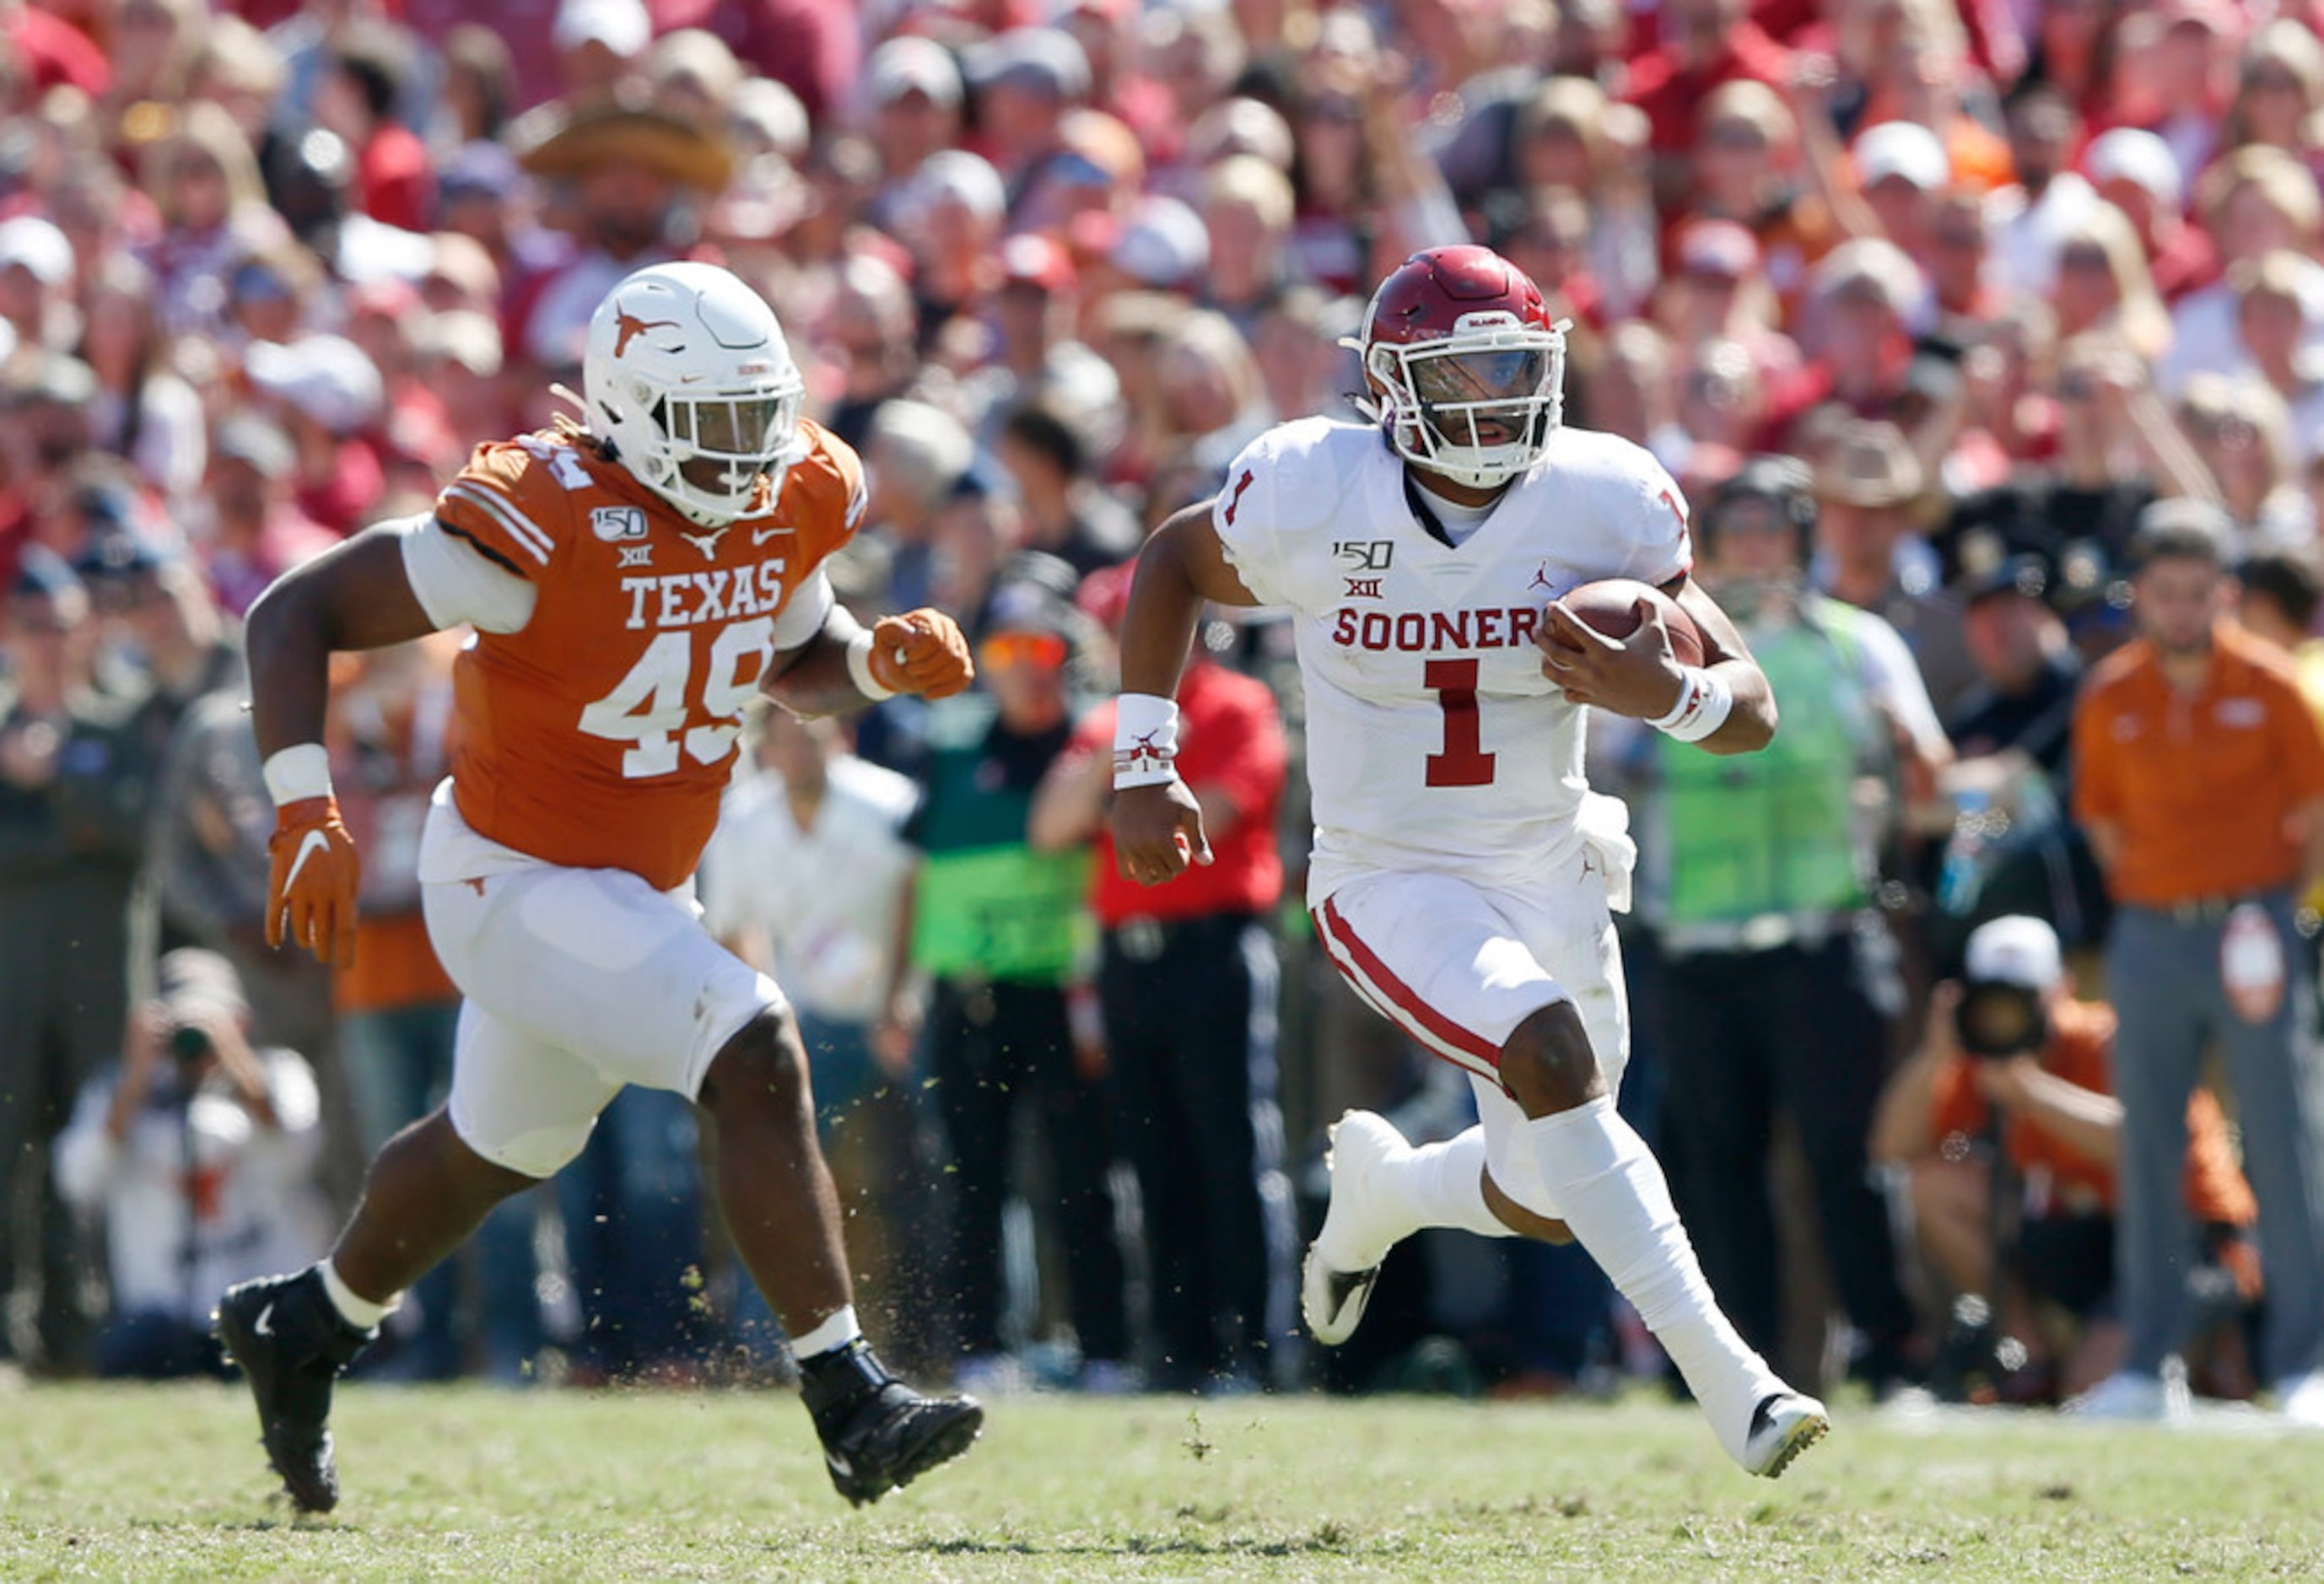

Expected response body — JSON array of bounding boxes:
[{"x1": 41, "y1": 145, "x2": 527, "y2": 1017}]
[
  {"x1": 434, "y1": 417, "x2": 865, "y2": 890},
  {"x1": 1212, "y1": 416, "x2": 1690, "y2": 902}
]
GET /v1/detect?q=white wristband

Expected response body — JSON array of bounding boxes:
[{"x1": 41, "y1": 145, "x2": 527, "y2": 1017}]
[
  {"x1": 1647, "y1": 666, "x2": 1734, "y2": 743},
  {"x1": 1113, "y1": 692, "x2": 1180, "y2": 789},
  {"x1": 261, "y1": 743, "x2": 333, "y2": 806},
  {"x1": 846, "y1": 628, "x2": 898, "y2": 702}
]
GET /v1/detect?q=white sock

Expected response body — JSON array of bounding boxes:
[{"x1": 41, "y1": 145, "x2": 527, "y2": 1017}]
[
  {"x1": 1520, "y1": 1098, "x2": 1782, "y2": 1454},
  {"x1": 320, "y1": 1259, "x2": 396, "y2": 1331},
  {"x1": 1388, "y1": 1129, "x2": 1514, "y2": 1242},
  {"x1": 790, "y1": 1304, "x2": 862, "y2": 1361}
]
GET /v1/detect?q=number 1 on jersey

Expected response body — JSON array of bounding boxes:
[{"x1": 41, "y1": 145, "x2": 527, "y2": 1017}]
[{"x1": 1424, "y1": 657, "x2": 1495, "y2": 787}]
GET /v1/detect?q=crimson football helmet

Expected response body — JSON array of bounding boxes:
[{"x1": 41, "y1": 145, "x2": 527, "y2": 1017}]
[{"x1": 1348, "y1": 245, "x2": 1570, "y2": 490}]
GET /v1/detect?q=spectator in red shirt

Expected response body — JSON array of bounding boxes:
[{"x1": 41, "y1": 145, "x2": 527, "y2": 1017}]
[
  {"x1": 1033, "y1": 617, "x2": 1292, "y2": 1393},
  {"x1": 312, "y1": 23, "x2": 435, "y2": 236},
  {"x1": 2104, "y1": 0, "x2": 2235, "y2": 197},
  {"x1": 2025, "y1": 0, "x2": 2124, "y2": 123},
  {"x1": 240, "y1": 336, "x2": 385, "y2": 536},
  {"x1": 645, "y1": 0, "x2": 858, "y2": 127},
  {"x1": 2086, "y1": 127, "x2": 2217, "y2": 304},
  {"x1": 195, "y1": 417, "x2": 336, "y2": 619},
  {"x1": 1626, "y1": 0, "x2": 1792, "y2": 208}
]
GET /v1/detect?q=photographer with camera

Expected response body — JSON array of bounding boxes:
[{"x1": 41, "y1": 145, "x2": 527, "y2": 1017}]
[
  {"x1": 52, "y1": 949, "x2": 330, "y2": 1378},
  {"x1": 1872, "y1": 916, "x2": 2261, "y2": 1407}
]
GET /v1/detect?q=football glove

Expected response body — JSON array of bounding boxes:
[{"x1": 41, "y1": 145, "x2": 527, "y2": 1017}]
[
  {"x1": 870, "y1": 608, "x2": 975, "y2": 699},
  {"x1": 266, "y1": 795, "x2": 360, "y2": 969}
]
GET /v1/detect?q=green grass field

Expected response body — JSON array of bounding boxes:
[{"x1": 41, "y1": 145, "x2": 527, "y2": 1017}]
[{"x1": 6, "y1": 1381, "x2": 2324, "y2": 1581}]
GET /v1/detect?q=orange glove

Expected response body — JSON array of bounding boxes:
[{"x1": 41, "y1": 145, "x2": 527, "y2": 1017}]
[
  {"x1": 266, "y1": 796, "x2": 361, "y2": 969},
  {"x1": 870, "y1": 608, "x2": 975, "y2": 699}
]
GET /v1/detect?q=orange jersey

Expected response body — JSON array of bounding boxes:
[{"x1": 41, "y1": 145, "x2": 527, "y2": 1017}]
[{"x1": 434, "y1": 420, "x2": 865, "y2": 890}]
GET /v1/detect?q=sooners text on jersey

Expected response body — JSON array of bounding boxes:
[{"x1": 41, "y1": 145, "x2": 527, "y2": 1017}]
[{"x1": 434, "y1": 418, "x2": 864, "y2": 889}]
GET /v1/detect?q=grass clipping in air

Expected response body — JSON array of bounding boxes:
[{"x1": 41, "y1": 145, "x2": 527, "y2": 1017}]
[{"x1": 5, "y1": 1383, "x2": 2324, "y2": 1579}]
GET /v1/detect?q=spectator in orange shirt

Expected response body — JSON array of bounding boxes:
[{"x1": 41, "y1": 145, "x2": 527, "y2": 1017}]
[
  {"x1": 1873, "y1": 916, "x2": 2261, "y2": 1405},
  {"x1": 2071, "y1": 510, "x2": 2324, "y2": 1422}
]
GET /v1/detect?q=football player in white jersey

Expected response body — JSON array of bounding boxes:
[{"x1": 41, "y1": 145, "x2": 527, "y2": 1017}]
[{"x1": 1110, "y1": 245, "x2": 1829, "y2": 1477}]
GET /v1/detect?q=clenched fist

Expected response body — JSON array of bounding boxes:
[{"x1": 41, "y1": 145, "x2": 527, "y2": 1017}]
[
  {"x1": 869, "y1": 608, "x2": 975, "y2": 699},
  {"x1": 266, "y1": 795, "x2": 361, "y2": 968}
]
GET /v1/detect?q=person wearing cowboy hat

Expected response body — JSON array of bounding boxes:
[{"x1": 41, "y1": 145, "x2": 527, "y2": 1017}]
[
  {"x1": 1814, "y1": 418, "x2": 1982, "y2": 714},
  {"x1": 502, "y1": 84, "x2": 736, "y2": 383}
]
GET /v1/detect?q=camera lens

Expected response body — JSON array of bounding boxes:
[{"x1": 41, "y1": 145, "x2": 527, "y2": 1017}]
[
  {"x1": 1955, "y1": 980, "x2": 2047, "y2": 1059},
  {"x1": 168, "y1": 1023, "x2": 212, "y2": 1063}
]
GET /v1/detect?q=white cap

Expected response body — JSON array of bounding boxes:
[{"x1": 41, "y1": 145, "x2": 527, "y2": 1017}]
[
  {"x1": 0, "y1": 216, "x2": 74, "y2": 288},
  {"x1": 1964, "y1": 914, "x2": 2063, "y2": 992},
  {"x1": 867, "y1": 35, "x2": 963, "y2": 109},
  {"x1": 733, "y1": 77, "x2": 809, "y2": 159},
  {"x1": 1111, "y1": 195, "x2": 1210, "y2": 289},
  {"x1": 903, "y1": 148, "x2": 1006, "y2": 223},
  {"x1": 245, "y1": 335, "x2": 385, "y2": 436},
  {"x1": 1852, "y1": 120, "x2": 1950, "y2": 192},
  {"x1": 553, "y1": 0, "x2": 651, "y2": 56},
  {"x1": 2086, "y1": 127, "x2": 2184, "y2": 209},
  {"x1": 963, "y1": 26, "x2": 1091, "y2": 101}
]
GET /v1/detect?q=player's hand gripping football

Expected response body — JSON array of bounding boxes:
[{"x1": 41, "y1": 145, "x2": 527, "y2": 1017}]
[
  {"x1": 1112, "y1": 779, "x2": 1213, "y2": 886},
  {"x1": 266, "y1": 796, "x2": 361, "y2": 969},
  {"x1": 869, "y1": 609, "x2": 975, "y2": 699},
  {"x1": 1538, "y1": 597, "x2": 1689, "y2": 719}
]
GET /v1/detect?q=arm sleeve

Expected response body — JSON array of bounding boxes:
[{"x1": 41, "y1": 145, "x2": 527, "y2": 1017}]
[
  {"x1": 768, "y1": 568, "x2": 835, "y2": 654},
  {"x1": 2071, "y1": 688, "x2": 2121, "y2": 828},
  {"x1": 1851, "y1": 610, "x2": 1951, "y2": 762},
  {"x1": 1211, "y1": 435, "x2": 1292, "y2": 607},
  {"x1": 399, "y1": 515, "x2": 539, "y2": 634},
  {"x1": 1615, "y1": 447, "x2": 1695, "y2": 587}
]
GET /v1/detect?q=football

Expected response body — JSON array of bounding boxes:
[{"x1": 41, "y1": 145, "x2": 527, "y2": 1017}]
[{"x1": 1548, "y1": 578, "x2": 1707, "y2": 668}]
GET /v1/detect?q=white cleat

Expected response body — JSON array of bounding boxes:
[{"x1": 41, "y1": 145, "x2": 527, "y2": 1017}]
[
  {"x1": 1739, "y1": 1390, "x2": 1831, "y2": 1479},
  {"x1": 2063, "y1": 1366, "x2": 2190, "y2": 1424},
  {"x1": 1301, "y1": 1111, "x2": 1411, "y2": 1346}
]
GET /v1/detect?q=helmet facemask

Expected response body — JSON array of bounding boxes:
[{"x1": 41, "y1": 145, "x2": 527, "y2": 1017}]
[
  {"x1": 639, "y1": 376, "x2": 808, "y2": 525},
  {"x1": 1362, "y1": 316, "x2": 1569, "y2": 491}
]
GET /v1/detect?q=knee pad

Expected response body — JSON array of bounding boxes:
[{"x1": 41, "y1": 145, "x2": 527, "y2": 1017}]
[{"x1": 1472, "y1": 1075, "x2": 1562, "y2": 1220}]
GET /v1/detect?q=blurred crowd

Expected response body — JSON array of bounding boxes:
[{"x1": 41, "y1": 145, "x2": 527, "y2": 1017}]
[{"x1": 7, "y1": 0, "x2": 2324, "y2": 1411}]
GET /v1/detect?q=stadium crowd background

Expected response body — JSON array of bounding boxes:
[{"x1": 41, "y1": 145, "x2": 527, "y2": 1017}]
[{"x1": 3, "y1": 0, "x2": 2323, "y2": 1409}]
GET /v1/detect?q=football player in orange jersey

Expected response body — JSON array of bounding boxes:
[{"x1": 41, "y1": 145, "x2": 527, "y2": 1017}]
[{"x1": 213, "y1": 261, "x2": 984, "y2": 1513}]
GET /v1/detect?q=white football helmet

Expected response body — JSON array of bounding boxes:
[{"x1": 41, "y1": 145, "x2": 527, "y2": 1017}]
[{"x1": 581, "y1": 261, "x2": 806, "y2": 525}]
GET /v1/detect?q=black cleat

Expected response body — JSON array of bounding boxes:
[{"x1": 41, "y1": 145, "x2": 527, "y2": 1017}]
[
  {"x1": 801, "y1": 1339, "x2": 984, "y2": 1506},
  {"x1": 213, "y1": 1269, "x2": 374, "y2": 1513}
]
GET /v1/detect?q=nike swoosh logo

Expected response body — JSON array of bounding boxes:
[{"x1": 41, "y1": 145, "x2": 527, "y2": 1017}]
[
  {"x1": 282, "y1": 830, "x2": 333, "y2": 894},
  {"x1": 825, "y1": 1450, "x2": 852, "y2": 1478},
  {"x1": 752, "y1": 526, "x2": 785, "y2": 546},
  {"x1": 254, "y1": 1302, "x2": 275, "y2": 1338}
]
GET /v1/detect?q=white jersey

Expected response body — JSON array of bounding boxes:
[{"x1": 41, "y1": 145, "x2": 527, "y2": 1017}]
[{"x1": 1213, "y1": 418, "x2": 1692, "y2": 905}]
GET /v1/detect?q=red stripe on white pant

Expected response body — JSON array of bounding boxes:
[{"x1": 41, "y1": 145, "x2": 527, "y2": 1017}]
[{"x1": 1313, "y1": 897, "x2": 1503, "y2": 1078}]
